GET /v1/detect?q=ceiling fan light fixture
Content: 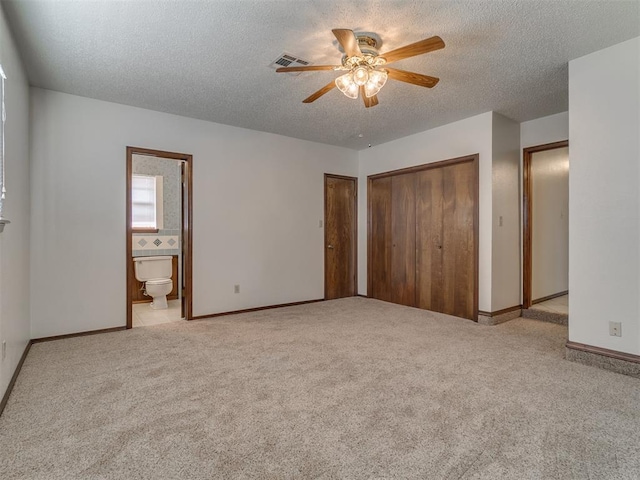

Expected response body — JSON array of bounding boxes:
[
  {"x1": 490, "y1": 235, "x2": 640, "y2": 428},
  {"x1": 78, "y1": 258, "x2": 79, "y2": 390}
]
[
  {"x1": 335, "y1": 72, "x2": 359, "y2": 99},
  {"x1": 352, "y1": 65, "x2": 370, "y2": 86},
  {"x1": 278, "y1": 29, "x2": 445, "y2": 107},
  {"x1": 364, "y1": 69, "x2": 388, "y2": 98}
]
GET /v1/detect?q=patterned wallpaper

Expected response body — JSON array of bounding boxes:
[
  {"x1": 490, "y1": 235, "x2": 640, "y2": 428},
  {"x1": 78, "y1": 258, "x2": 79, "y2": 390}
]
[{"x1": 132, "y1": 154, "x2": 181, "y2": 256}]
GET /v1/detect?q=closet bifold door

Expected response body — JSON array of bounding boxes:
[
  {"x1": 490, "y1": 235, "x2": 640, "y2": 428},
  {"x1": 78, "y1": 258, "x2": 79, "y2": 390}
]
[
  {"x1": 416, "y1": 167, "x2": 444, "y2": 313},
  {"x1": 416, "y1": 160, "x2": 476, "y2": 320},
  {"x1": 391, "y1": 173, "x2": 416, "y2": 307},
  {"x1": 368, "y1": 177, "x2": 393, "y2": 302},
  {"x1": 443, "y1": 161, "x2": 476, "y2": 320}
]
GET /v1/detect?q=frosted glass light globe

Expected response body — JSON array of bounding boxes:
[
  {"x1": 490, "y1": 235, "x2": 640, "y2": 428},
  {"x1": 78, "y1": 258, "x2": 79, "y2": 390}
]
[
  {"x1": 364, "y1": 69, "x2": 388, "y2": 98},
  {"x1": 335, "y1": 72, "x2": 359, "y2": 99},
  {"x1": 352, "y1": 66, "x2": 370, "y2": 86}
]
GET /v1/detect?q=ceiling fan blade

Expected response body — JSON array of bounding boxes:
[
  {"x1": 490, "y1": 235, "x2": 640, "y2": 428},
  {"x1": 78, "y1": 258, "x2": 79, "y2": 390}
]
[
  {"x1": 386, "y1": 67, "x2": 440, "y2": 88},
  {"x1": 303, "y1": 81, "x2": 337, "y2": 103},
  {"x1": 360, "y1": 86, "x2": 369, "y2": 107},
  {"x1": 380, "y1": 36, "x2": 445, "y2": 64},
  {"x1": 276, "y1": 65, "x2": 339, "y2": 73},
  {"x1": 359, "y1": 86, "x2": 379, "y2": 108},
  {"x1": 332, "y1": 29, "x2": 362, "y2": 58}
]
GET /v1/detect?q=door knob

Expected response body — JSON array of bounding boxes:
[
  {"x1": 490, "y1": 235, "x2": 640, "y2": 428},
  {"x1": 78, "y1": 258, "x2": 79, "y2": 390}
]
[{"x1": 328, "y1": 245, "x2": 334, "y2": 249}]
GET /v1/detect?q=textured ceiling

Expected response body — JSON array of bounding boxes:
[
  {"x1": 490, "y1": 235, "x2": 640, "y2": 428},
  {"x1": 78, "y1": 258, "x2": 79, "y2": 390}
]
[{"x1": 3, "y1": 0, "x2": 639, "y2": 150}]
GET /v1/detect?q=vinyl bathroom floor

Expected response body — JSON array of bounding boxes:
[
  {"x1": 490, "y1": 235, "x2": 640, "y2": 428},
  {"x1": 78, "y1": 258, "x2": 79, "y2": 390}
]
[{"x1": 132, "y1": 299, "x2": 183, "y2": 327}]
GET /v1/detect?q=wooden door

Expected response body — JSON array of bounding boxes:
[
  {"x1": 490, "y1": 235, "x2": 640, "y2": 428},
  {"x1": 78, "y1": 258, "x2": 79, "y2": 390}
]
[
  {"x1": 415, "y1": 167, "x2": 444, "y2": 312},
  {"x1": 416, "y1": 160, "x2": 477, "y2": 320},
  {"x1": 324, "y1": 174, "x2": 357, "y2": 299},
  {"x1": 368, "y1": 177, "x2": 393, "y2": 301},
  {"x1": 391, "y1": 173, "x2": 416, "y2": 306}
]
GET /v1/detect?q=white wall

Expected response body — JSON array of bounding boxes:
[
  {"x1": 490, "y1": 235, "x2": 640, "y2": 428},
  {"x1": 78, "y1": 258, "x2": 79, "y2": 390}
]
[
  {"x1": 519, "y1": 112, "x2": 569, "y2": 305},
  {"x1": 358, "y1": 112, "x2": 494, "y2": 312},
  {"x1": 0, "y1": 6, "x2": 30, "y2": 400},
  {"x1": 569, "y1": 37, "x2": 639, "y2": 354},
  {"x1": 531, "y1": 147, "x2": 569, "y2": 300},
  {"x1": 491, "y1": 113, "x2": 521, "y2": 311},
  {"x1": 520, "y1": 112, "x2": 569, "y2": 149},
  {"x1": 30, "y1": 89, "x2": 358, "y2": 338}
]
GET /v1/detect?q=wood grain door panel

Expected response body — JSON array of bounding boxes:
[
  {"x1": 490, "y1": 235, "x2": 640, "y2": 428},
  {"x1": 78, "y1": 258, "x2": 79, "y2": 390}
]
[
  {"x1": 441, "y1": 162, "x2": 476, "y2": 320},
  {"x1": 391, "y1": 173, "x2": 416, "y2": 307},
  {"x1": 368, "y1": 177, "x2": 393, "y2": 301},
  {"x1": 325, "y1": 175, "x2": 357, "y2": 300},
  {"x1": 416, "y1": 168, "x2": 444, "y2": 312}
]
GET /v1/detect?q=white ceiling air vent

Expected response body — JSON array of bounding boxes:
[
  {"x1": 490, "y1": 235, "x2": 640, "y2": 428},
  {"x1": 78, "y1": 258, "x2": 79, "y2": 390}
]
[{"x1": 268, "y1": 53, "x2": 312, "y2": 76}]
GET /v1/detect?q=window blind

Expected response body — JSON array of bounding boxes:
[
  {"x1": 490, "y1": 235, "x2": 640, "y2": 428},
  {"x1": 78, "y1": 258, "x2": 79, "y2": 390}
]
[{"x1": 132, "y1": 174, "x2": 157, "y2": 228}]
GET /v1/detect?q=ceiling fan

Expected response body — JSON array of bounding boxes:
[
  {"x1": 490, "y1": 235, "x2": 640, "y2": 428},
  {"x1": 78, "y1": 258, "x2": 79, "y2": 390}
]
[{"x1": 276, "y1": 29, "x2": 445, "y2": 108}]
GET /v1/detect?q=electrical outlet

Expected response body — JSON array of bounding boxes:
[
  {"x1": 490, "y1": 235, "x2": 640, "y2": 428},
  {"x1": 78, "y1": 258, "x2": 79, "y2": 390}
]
[
  {"x1": 234, "y1": 284, "x2": 240, "y2": 294},
  {"x1": 319, "y1": 220, "x2": 323, "y2": 228},
  {"x1": 1, "y1": 340, "x2": 6, "y2": 360},
  {"x1": 609, "y1": 321, "x2": 622, "y2": 337}
]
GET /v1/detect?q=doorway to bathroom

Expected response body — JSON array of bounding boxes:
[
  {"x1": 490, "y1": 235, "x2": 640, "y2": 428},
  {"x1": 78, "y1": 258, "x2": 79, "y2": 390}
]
[
  {"x1": 126, "y1": 147, "x2": 193, "y2": 329},
  {"x1": 523, "y1": 141, "x2": 569, "y2": 318}
]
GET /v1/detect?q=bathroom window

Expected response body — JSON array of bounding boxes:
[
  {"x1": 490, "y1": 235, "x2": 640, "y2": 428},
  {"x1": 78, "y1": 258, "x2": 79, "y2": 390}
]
[{"x1": 132, "y1": 174, "x2": 163, "y2": 230}]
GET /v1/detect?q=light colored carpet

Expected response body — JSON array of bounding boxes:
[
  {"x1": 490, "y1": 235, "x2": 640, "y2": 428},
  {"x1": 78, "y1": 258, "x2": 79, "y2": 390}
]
[{"x1": 1, "y1": 297, "x2": 639, "y2": 479}]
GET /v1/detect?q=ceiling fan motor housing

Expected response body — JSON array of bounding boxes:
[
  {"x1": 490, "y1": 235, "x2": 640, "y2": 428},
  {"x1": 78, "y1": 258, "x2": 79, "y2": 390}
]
[
  {"x1": 355, "y1": 33, "x2": 382, "y2": 55},
  {"x1": 337, "y1": 32, "x2": 383, "y2": 63}
]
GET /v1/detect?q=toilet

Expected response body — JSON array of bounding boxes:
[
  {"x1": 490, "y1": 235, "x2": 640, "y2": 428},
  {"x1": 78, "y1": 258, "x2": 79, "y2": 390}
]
[{"x1": 133, "y1": 256, "x2": 173, "y2": 309}]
